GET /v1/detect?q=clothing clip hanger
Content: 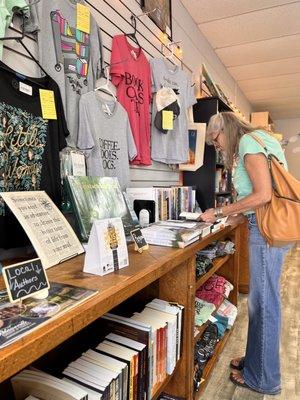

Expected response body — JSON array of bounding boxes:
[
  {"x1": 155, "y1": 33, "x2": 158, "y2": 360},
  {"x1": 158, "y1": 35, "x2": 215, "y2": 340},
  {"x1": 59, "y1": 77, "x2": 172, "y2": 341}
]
[
  {"x1": 94, "y1": 65, "x2": 117, "y2": 102},
  {"x1": 165, "y1": 40, "x2": 182, "y2": 64},
  {"x1": 125, "y1": 8, "x2": 157, "y2": 48},
  {"x1": 125, "y1": 15, "x2": 140, "y2": 48},
  {"x1": 0, "y1": 8, "x2": 48, "y2": 81}
]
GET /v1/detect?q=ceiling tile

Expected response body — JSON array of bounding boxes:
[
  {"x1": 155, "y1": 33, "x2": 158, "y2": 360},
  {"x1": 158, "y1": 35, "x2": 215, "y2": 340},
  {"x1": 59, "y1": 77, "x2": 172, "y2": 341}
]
[
  {"x1": 239, "y1": 73, "x2": 300, "y2": 92},
  {"x1": 228, "y1": 57, "x2": 300, "y2": 81},
  {"x1": 198, "y1": 2, "x2": 300, "y2": 48},
  {"x1": 180, "y1": 0, "x2": 297, "y2": 24},
  {"x1": 246, "y1": 86, "x2": 300, "y2": 101},
  {"x1": 216, "y1": 34, "x2": 300, "y2": 67},
  {"x1": 181, "y1": 0, "x2": 300, "y2": 119}
]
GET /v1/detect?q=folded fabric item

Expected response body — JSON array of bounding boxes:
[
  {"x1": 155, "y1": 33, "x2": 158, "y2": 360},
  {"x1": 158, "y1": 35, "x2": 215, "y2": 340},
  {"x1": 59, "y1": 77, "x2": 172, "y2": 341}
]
[
  {"x1": 194, "y1": 323, "x2": 218, "y2": 370},
  {"x1": 216, "y1": 298, "x2": 237, "y2": 327},
  {"x1": 215, "y1": 240, "x2": 235, "y2": 257},
  {"x1": 196, "y1": 254, "x2": 213, "y2": 277},
  {"x1": 194, "y1": 363, "x2": 203, "y2": 392},
  {"x1": 196, "y1": 289, "x2": 224, "y2": 308},
  {"x1": 224, "y1": 280, "x2": 234, "y2": 298},
  {"x1": 195, "y1": 298, "x2": 216, "y2": 326},
  {"x1": 213, "y1": 314, "x2": 229, "y2": 338},
  {"x1": 196, "y1": 274, "x2": 228, "y2": 307},
  {"x1": 197, "y1": 240, "x2": 235, "y2": 260}
]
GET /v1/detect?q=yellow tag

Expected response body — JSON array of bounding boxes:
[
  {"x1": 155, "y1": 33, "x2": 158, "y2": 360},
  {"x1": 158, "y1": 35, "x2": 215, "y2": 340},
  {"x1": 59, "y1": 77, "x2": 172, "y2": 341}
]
[
  {"x1": 77, "y1": 3, "x2": 90, "y2": 34},
  {"x1": 39, "y1": 89, "x2": 57, "y2": 120},
  {"x1": 162, "y1": 110, "x2": 174, "y2": 130}
]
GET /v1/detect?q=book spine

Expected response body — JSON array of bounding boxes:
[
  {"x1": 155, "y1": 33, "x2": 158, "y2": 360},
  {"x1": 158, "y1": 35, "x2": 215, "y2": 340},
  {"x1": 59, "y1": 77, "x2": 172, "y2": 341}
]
[
  {"x1": 133, "y1": 354, "x2": 138, "y2": 400},
  {"x1": 188, "y1": 186, "x2": 192, "y2": 212},
  {"x1": 129, "y1": 358, "x2": 134, "y2": 400},
  {"x1": 123, "y1": 366, "x2": 128, "y2": 400},
  {"x1": 158, "y1": 189, "x2": 162, "y2": 221},
  {"x1": 178, "y1": 188, "x2": 182, "y2": 219},
  {"x1": 141, "y1": 347, "x2": 147, "y2": 400},
  {"x1": 163, "y1": 325, "x2": 167, "y2": 380},
  {"x1": 137, "y1": 352, "x2": 143, "y2": 400},
  {"x1": 153, "y1": 331, "x2": 157, "y2": 387}
]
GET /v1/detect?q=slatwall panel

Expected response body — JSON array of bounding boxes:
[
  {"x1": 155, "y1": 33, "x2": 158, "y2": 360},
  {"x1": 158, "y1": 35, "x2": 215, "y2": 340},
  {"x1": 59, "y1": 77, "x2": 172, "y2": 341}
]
[
  {"x1": 85, "y1": 0, "x2": 193, "y2": 187},
  {"x1": 2, "y1": 0, "x2": 196, "y2": 188}
]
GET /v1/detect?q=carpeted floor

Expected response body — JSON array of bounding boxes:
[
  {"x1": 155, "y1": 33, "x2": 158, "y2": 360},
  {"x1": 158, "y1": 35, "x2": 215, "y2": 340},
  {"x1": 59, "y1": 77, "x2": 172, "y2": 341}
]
[{"x1": 200, "y1": 244, "x2": 300, "y2": 400}]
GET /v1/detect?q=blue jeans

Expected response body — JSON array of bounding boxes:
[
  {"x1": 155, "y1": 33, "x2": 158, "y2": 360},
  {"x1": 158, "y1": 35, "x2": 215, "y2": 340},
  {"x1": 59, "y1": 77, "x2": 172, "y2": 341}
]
[{"x1": 243, "y1": 214, "x2": 289, "y2": 395}]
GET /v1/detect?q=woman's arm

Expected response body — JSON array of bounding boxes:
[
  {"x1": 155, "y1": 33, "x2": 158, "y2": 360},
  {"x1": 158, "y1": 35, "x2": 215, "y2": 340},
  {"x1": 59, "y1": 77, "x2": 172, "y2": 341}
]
[{"x1": 201, "y1": 153, "x2": 272, "y2": 223}]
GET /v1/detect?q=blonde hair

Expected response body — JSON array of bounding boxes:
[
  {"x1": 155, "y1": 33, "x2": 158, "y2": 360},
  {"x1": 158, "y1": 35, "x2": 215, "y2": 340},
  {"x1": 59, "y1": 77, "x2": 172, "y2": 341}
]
[{"x1": 206, "y1": 112, "x2": 262, "y2": 169}]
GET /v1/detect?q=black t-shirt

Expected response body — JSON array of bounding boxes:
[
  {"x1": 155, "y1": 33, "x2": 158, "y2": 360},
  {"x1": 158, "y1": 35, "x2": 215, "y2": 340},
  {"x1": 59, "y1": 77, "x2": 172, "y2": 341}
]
[{"x1": 0, "y1": 61, "x2": 69, "y2": 249}]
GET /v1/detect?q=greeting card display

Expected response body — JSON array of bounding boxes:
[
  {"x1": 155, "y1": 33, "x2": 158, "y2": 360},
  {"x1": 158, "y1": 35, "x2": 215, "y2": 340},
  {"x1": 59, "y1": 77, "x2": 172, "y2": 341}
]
[{"x1": 84, "y1": 217, "x2": 129, "y2": 276}]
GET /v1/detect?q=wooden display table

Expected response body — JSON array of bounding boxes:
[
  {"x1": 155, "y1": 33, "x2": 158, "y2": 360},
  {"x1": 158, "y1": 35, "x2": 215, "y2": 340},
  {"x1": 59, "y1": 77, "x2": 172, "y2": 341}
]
[{"x1": 0, "y1": 223, "x2": 242, "y2": 399}]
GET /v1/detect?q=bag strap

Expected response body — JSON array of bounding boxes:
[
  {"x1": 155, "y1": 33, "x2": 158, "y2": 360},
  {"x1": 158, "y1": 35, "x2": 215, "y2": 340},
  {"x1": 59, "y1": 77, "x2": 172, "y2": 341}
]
[{"x1": 246, "y1": 132, "x2": 269, "y2": 154}]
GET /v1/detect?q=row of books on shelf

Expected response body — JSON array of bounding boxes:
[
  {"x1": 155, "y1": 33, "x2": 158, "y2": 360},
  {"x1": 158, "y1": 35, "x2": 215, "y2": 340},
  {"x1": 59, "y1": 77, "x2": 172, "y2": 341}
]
[
  {"x1": 11, "y1": 298, "x2": 184, "y2": 400},
  {"x1": 126, "y1": 186, "x2": 196, "y2": 223}
]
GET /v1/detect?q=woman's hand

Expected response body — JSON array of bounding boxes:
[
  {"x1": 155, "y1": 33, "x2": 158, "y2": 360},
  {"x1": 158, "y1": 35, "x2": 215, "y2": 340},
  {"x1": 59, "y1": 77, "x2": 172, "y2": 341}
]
[
  {"x1": 226, "y1": 214, "x2": 247, "y2": 226},
  {"x1": 200, "y1": 208, "x2": 217, "y2": 224}
]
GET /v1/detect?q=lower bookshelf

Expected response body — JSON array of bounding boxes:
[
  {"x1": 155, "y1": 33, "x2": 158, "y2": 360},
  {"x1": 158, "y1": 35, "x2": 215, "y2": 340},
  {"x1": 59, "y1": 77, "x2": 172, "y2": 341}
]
[{"x1": 0, "y1": 222, "x2": 243, "y2": 400}]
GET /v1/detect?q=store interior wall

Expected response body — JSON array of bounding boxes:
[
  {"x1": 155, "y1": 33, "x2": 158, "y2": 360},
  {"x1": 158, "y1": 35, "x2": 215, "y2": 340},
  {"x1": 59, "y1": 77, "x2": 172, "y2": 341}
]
[
  {"x1": 275, "y1": 118, "x2": 300, "y2": 180},
  {"x1": 1, "y1": 0, "x2": 252, "y2": 191}
]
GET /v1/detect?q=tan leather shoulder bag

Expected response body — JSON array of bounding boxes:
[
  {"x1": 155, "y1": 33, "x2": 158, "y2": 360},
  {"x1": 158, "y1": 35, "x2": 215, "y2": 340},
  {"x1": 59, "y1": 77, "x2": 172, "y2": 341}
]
[{"x1": 247, "y1": 133, "x2": 300, "y2": 247}]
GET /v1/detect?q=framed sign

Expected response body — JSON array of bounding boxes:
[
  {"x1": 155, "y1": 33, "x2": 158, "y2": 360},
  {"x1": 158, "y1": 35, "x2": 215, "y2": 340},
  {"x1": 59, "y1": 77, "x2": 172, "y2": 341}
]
[
  {"x1": 141, "y1": 0, "x2": 172, "y2": 39},
  {"x1": 2, "y1": 258, "x2": 49, "y2": 303},
  {"x1": 179, "y1": 123, "x2": 206, "y2": 171}
]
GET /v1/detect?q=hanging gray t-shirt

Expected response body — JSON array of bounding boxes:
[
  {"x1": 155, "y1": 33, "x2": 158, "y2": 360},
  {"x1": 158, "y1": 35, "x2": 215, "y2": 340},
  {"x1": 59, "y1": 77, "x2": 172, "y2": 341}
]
[
  {"x1": 25, "y1": 0, "x2": 102, "y2": 147},
  {"x1": 150, "y1": 58, "x2": 196, "y2": 164},
  {"x1": 77, "y1": 91, "x2": 137, "y2": 189}
]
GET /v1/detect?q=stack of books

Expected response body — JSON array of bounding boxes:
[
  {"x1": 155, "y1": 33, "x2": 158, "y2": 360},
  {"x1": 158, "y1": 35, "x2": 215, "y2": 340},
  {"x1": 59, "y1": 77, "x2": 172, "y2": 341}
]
[
  {"x1": 126, "y1": 186, "x2": 196, "y2": 222},
  {"x1": 12, "y1": 299, "x2": 184, "y2": 400},
  {"x1": 11, "y1": 370, "x2": 89, "y2": 400},
  {"x1": 141, "y1": 220, "x2": 212, "y2": 248}
]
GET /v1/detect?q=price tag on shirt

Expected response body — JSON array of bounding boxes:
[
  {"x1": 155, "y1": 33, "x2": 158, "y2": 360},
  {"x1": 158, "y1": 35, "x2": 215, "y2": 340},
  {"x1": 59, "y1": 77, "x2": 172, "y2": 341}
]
[
  {"x1": 39, "y1": 89, "x2": 57, "y2": 120},
  {"x1": 77, "y1": 3, "x2": 90, "y2": 34},
  {"x1": 162, "y1": 110, "x2": 174, "y2": 130},
  {"x1": 19, "y1": 82, "x2": 33, "y2": 96}
]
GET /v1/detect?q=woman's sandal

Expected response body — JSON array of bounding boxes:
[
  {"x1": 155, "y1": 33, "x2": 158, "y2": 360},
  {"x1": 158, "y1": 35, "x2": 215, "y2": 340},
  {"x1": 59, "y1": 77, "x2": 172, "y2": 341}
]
[
  {"x1": 229, "y1": 371, "x2": 280, "y2": 395},
  {"x1": 229, "y1": 356, "x2": 245, "y2": 370},
  {"x1": 230, "y1": 371, "x2": 252, "y2": 390}
]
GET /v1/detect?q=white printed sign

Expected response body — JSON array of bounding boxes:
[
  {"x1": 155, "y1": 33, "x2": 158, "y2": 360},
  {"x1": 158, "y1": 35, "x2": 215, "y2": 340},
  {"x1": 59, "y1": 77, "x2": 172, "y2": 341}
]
[{"x1": 0, "y1": 191, "x2": 84, "y2": 269}]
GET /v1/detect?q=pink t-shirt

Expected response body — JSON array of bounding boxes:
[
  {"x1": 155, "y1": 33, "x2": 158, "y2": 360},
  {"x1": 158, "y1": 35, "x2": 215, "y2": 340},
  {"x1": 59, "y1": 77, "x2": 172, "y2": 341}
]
[{"x1": 110, "y1": 35, "x2": 152, "y2": 165}]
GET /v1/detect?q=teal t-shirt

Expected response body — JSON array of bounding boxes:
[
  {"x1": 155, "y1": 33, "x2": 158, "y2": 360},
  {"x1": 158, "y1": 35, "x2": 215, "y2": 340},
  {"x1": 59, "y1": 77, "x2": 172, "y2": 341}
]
[{"x1": 233, "y1": 130, "x2": 287, "y2": 204}]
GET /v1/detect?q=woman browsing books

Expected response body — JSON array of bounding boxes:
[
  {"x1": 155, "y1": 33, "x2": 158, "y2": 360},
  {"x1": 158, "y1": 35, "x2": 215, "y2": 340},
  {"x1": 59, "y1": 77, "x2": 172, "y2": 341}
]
[{"x1": 200, "y1": 112, "x2": 289, "y2": 395}]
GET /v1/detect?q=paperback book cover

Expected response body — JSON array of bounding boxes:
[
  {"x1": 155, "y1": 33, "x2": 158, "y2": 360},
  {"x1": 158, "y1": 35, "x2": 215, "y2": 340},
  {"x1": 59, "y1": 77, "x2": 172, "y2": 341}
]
[
  {"x1": 0, "y1": 283, "x2": 97, "y2": 348},
  {"x1": 65, "y1": 176, "x2": 136, "y2": 242}
]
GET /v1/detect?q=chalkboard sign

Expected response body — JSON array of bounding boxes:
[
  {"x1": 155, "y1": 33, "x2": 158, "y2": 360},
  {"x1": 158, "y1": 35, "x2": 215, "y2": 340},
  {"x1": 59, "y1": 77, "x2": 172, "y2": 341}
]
[
  {"x1": 2, "y1": 258, "x2": 50, "y2": 303},
  {"x1": 131, "y1": 228, "x2": 149, "y2": 253}
]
